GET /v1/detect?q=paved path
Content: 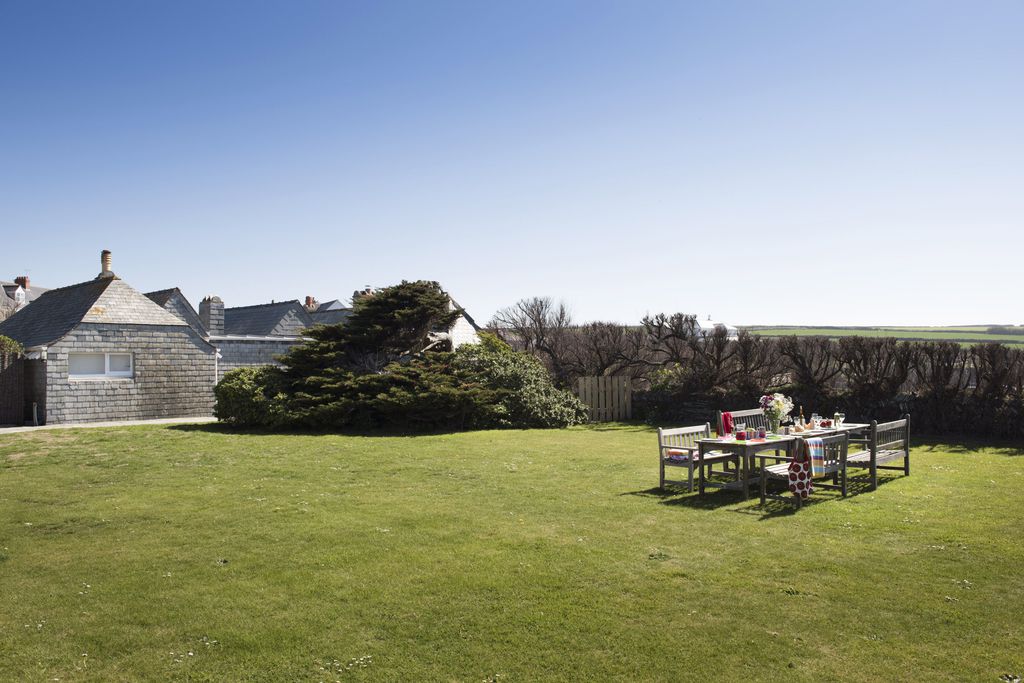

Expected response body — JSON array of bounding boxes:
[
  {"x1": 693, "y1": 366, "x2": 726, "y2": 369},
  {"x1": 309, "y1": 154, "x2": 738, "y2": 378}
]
[{"x1": 0, "y1": 416, "x2": 218, "y2": 435}]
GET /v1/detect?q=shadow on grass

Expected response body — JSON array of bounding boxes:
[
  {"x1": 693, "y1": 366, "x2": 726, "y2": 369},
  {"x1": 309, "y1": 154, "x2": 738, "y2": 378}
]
[
  {"x1": 624, "y1": 472, "x2": 906, "y2": 518},
  {"x1": 574, "y1": 421, "x2": 654, "y2": 433},
  {"x1": 169, "y1": 421, "x2": 659, "y2": 439},
  {"x1": 166, "y1": 423, "x2": 512, "y2": 439},
  {"x1": 913, "y1": 436, "x2": 1024, "y2": 457},
  {"x1": 621, "y1": 486, "x2": 750, "y2": 511}
]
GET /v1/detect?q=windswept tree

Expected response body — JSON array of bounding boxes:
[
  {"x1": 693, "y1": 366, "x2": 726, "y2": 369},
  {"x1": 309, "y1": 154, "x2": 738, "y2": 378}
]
[
  {"x1": 489, "y1": 297, "x2": 574, "y2": 384},
  {"x1": 285, "y1": 280, "x2": 460, "y2": 378}
]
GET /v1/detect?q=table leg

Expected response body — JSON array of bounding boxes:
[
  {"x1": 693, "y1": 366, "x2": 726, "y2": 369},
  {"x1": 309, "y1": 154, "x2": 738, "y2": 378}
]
[
  {"x1": 741, "y1": 447, "x2": 750, "y2": 499},
  {"x1": 696, "y1": 444, "x2": 704, "y2": 497},
  {"x1": 698, "y1": 443, "x2": 706, "y2": 496}
]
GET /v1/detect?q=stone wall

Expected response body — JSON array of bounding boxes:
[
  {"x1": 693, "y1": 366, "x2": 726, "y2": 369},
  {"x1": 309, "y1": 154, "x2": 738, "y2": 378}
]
[
  {"x1": 44, "y1": 323, "x2": 217, "y2": 424},
  {"x1": 214, "y1": 337, "x2": 300, "y2": 381}
]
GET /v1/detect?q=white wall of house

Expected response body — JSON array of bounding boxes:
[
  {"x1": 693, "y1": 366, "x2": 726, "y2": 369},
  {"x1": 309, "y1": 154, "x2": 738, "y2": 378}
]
[{"x1": 449, "y1": 314, "x2": 480, "y2": 348}]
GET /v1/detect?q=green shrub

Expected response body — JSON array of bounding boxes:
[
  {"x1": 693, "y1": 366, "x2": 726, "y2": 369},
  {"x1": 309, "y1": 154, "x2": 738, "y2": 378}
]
[
  {"x1": 213, "y1": 337, "x2": 587, "y2": 432},
  {"x1": 285, "y1": 352, "x2": 503, "y2": 432},
  {"x1": 214, "y1": 366, "x2": 287, "y2": 428},
  {"x1": 454, "y1": 334, "x2": 589, "y2": 428}
]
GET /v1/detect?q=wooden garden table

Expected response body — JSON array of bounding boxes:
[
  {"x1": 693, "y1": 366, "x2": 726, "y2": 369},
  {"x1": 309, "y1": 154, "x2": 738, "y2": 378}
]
[{"x1": 697, "y1": 423, "x2": 870, "y2": 499}]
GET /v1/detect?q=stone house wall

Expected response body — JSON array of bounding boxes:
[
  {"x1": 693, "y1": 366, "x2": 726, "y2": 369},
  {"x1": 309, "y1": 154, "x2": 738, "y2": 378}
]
[
  {"x1": 44, "y1": 323, "x2": 217, "y2": 424},
  {"x1": 214, "y1": 337, "x2": 300, "y2": 381}
]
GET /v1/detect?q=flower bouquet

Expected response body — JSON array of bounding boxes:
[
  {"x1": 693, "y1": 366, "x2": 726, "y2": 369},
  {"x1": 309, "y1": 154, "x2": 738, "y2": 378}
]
[{"x1": 759, "y1": 392, "x2": 794, "y2": 433}]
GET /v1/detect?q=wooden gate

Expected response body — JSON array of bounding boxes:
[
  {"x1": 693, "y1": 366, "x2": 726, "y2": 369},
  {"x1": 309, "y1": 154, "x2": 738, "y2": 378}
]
[{"x1": 576, "y1": 376, "x2": 632, "y2": 422}]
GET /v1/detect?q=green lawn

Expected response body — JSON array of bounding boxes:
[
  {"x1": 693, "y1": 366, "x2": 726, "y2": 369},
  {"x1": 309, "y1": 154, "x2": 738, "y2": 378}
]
[
  {"x1": 1, "y1": 425, "x2": 1022, "y2": 682},
  {"x1": 745, "y1": 326, "x2": 1024, "y2": 346}
]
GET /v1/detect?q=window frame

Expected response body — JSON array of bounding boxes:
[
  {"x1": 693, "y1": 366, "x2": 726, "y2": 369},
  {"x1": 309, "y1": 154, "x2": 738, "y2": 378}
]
[{"x1": 68, "y1": 352, "x2": 134, "y2": 380}]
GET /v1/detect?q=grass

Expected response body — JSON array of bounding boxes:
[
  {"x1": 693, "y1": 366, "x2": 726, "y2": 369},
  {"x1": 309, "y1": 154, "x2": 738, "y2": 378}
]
[
  {"x1": 1, "y1": 424, "x2": 1022, "y2": 681},
  {"x1": 745, "y1": 325, "x2": 1024, "y2": 346}
]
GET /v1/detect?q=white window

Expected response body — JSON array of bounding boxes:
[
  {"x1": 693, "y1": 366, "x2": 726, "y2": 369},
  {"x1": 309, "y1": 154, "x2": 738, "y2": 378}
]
[{"x1": 68, "y1": 352, "x2": 134, "y2": 379}]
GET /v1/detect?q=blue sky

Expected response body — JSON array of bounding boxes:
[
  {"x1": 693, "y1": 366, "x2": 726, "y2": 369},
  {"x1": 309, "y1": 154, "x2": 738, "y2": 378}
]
[{"x1": 1, "y1": 1, "x2": 1021, "y2": 326}]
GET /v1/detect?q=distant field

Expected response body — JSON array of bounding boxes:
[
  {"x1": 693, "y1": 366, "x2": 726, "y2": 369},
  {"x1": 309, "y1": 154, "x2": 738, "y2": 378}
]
[{"x1": 745, "y1": 326, "x2": 1024, "y2": 346}]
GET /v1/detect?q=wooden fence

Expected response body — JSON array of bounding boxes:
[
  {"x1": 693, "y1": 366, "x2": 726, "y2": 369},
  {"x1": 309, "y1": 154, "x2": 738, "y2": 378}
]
[
  {"x1": 0, "y1": 353, "x2": 24, "y2": 426},
  {"x1": 576, "y1": 375, "x2": 632, "y2": 422}
]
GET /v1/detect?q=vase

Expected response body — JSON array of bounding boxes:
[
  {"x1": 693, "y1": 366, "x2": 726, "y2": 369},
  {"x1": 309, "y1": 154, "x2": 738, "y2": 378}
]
[{"x1": 768, "y1": 415, "x2": 781, "y2": 434}]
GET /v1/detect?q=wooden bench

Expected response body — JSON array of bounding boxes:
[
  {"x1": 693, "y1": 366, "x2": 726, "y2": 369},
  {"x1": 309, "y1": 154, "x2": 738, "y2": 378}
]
[
  {"x1": 847, "y1": 415, "x2": 910, "y2": 490},
  {"x1": 718, "y1": 407, "x2": 768, "y2": 435},
  {"x1": 758, "y1": 433, "x2": 850, "y2": 508},
  {"x1": 658, "y1": 423, "x2": 740, "y2": 492}
]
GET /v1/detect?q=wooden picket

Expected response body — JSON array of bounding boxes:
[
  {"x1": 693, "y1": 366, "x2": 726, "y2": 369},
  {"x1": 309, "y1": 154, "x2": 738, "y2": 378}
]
[{"x1": 576, "y1": 375, "x2": 632, "y2": 421}]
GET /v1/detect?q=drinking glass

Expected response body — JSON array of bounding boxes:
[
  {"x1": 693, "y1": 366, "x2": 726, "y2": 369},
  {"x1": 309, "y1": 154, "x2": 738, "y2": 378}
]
[
  {"x1": 811, "y1": 413, "x2": 821, "y2": 428},
  {"x1": 837, "y1": 413, "x2": 846, "y2": 427}
]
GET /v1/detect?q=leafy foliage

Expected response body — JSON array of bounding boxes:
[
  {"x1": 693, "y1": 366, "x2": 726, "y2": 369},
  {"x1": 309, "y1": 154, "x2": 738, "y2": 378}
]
[
  {"x1": 453, "y1": 334, "x2": 589, "y2": 428},
  {"x1": 0, "y1": 335, "x2": 22, "y2": 360},
  {"x1": 213, "y1": 366, "x2": 286, "y2": 428}
]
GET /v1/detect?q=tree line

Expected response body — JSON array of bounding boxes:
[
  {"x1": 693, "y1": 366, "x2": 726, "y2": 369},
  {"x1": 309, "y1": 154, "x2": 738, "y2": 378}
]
[{"x1": 489, "y1": 297, "x2": 1024, "y2": 438}]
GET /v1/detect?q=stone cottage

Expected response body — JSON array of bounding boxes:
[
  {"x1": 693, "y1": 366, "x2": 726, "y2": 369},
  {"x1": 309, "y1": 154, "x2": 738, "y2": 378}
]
[
  {"x1": 1, "y1": 276, "x2": 49, "y2": 321},
  {"x1": 0, "y1": 252, "x2": 217, "y2": 425}
]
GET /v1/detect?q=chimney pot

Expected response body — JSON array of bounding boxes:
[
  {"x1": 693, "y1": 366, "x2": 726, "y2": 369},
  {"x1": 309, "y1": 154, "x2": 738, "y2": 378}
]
[
  {"x1": 97, "y1": 250, "x2": 116, "y2": 279},
  {"x1": 14, "y1": 275, "x2": 29, "y2": 290}
]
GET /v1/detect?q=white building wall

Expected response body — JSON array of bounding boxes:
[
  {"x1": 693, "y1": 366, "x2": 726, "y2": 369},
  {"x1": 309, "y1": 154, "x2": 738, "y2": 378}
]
[{"x1": 449, "y1": 315, "x2": 480, "y2": 348}]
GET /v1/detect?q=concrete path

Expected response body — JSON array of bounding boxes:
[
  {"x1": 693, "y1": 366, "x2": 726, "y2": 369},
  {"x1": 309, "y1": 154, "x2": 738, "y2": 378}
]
[{"x1": 0, "y1": 416, "x2": 218, "y2": 435}]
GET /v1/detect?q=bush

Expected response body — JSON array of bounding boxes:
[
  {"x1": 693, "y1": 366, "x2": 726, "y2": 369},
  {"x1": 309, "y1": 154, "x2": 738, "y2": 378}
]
[
  {"x1": 283, "y1": 352, "x2": 502, "y2": 432},
  {"x1": 635, "y1": 335, "x2": 1024, "y2": 439},
  {"x1": 454, "y1": 334, "x2": 589, "y2": 428},
  {"x1": 214, "y1": 336, "x2": 587, "y2": 432},
  {"x1": 214, "y1": 366, "x2": 287, "y2": 428}
]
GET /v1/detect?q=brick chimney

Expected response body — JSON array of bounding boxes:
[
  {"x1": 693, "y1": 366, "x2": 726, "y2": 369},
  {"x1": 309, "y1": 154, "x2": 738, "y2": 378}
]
[
  {"x1": 199, "y1": 295, "x2": 225, "y2": 337},
  {"x1": 97, "y1": 249, "x2": 116, "y2": 279},
  {"x1": 13, "y1": 275, "x2": 29, "y2": 290}
]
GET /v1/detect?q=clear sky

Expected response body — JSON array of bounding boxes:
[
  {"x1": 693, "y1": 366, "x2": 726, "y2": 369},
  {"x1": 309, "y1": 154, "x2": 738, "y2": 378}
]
[{"x1": 1, "y1": 1, "x2": 1021, "y2": 326}]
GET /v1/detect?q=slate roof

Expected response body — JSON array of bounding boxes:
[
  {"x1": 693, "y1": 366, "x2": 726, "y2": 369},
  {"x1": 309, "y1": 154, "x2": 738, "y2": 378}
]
[
  {"x1": 450, "y1": 298, "x2": 481, "y2": 331},
  {"x1": 145, "y1": 287, "x2": 207, "y2": 336},
  {"x1": 144, "y1": 288, "x2": 177, "y2": 307},
  {"x1": 0, "y1": 278, "x2": 185, "y2": 348},
  {"x1": 310, "y1": 308, "x2": 352, "y2": 326},
  {"x1": 315, "y1": 299, "x2": 349, "y2": 312},
  {"x1": 224, "y1": 301, "x2": 313, "y2": 337}
]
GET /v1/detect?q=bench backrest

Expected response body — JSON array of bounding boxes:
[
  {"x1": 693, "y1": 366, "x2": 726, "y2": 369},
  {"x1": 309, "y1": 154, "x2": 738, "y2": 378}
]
[
  {"x1": 718, "y1": 408, "x2": 767, "y2": 435},
  {"x1": 870, "y1": 415, "x2": 910, "y2": 454},
  {"x1": 658, "y1": 423, "x2": 712, "y2": 452},
  {"x1": 811, "y1": 432, "x2": 850, "y2": 473}
]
